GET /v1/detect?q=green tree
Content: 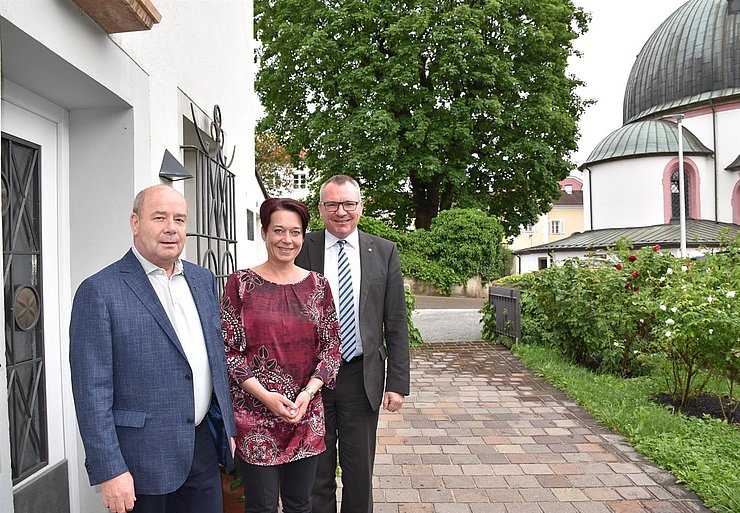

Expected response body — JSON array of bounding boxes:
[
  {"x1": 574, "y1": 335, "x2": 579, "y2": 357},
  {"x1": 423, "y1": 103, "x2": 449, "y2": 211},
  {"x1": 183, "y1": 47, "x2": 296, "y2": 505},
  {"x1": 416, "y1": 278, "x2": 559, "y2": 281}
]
[{"x1": 255, "y1": 0, "x2": 589, "y2": 234}]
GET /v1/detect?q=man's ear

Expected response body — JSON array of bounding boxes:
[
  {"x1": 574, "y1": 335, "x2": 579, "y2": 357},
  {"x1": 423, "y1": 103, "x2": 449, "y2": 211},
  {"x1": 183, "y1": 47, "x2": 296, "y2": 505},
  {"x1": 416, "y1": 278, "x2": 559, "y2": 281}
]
[{"x1": 130, "y1": 212, "x2": 139, "y2": 235}]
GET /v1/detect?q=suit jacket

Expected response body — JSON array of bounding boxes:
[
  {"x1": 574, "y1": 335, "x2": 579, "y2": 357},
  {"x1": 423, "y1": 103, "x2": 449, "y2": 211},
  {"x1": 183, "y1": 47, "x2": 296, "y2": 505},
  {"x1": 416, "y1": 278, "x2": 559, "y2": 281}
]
[
  {"x1": 296, "y1": 230, "x2": 410, "y2": 410},
  {"x1": 69, "y1": 250, "x2": 236, "y2": 495}
]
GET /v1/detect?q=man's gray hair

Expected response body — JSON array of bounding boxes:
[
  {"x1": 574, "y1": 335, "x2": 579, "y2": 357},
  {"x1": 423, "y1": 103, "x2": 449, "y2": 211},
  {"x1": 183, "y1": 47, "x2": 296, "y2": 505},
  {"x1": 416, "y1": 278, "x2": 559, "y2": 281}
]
[{"x1": 319, "y1": 175, "x2": 362, "y2": 201}]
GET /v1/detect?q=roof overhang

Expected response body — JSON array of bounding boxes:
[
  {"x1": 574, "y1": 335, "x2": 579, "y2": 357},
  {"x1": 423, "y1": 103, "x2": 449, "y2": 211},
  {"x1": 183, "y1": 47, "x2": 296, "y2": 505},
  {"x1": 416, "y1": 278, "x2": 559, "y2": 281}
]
[{"x1": 72, "y1": 0, "x2": 161, "y2": 33}]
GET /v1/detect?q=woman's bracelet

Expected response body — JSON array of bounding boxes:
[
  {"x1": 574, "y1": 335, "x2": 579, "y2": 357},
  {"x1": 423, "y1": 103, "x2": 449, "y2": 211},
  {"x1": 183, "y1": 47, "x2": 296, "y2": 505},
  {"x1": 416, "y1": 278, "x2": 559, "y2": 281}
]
[{"x1": 301, "y1": 386, "x2": 316, "y2": 400}]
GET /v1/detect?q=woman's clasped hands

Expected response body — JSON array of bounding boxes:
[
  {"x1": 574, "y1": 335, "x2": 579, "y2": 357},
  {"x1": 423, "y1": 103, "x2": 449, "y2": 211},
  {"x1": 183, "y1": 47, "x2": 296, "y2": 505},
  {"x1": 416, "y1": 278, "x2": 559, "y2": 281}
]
[{"x1": 262, "y1": 390, "x2": 309, "y2": 424}]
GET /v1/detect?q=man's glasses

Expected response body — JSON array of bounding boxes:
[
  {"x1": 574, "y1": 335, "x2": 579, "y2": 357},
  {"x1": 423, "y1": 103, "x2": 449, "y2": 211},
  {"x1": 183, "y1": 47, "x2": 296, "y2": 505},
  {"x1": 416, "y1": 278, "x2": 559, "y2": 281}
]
[{"x1": 321, "y1": 201, "x2": 360, "y2": 212}]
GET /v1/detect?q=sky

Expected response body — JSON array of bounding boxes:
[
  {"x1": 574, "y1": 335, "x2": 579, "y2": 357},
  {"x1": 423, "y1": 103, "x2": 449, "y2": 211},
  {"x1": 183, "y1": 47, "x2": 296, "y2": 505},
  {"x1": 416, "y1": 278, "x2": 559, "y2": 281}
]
[{"x1": 569, "y1": 0, "x2": 688, "y2": 167}]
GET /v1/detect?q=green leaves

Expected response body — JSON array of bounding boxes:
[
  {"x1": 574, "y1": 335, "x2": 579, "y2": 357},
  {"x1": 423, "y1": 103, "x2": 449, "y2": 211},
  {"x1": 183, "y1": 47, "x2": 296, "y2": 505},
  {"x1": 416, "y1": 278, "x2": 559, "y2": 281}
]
[
  {"x1": 355, "y1": 207, "x2": 507, "y2": 295},
  {"x1": 255, "y1": 0, "x2": 589, "y2": 234}
]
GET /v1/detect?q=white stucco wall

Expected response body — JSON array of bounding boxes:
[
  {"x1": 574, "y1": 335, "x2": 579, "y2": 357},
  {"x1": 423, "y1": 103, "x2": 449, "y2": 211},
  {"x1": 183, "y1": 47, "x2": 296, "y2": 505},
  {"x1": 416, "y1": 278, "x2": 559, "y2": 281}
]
[
  {"x1": 713, "y1": 105, "x2": 740, "y2": 222},
  {"x1": 110, "y1": 0, "x2": 262, "y2": 269},
  {"x1": 588, "y1": 156, "x2": 670, "y2": 229},
  {"x1": 1, "y1": 2, "x2": 259, "y2": 512}
]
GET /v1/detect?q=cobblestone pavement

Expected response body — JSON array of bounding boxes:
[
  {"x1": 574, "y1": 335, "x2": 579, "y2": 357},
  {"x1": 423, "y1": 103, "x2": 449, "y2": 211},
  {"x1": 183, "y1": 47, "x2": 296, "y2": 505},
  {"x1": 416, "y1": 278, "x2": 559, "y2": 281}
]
[{"x1": 366, "y1": 341, "x2": 711, "y2": 513}]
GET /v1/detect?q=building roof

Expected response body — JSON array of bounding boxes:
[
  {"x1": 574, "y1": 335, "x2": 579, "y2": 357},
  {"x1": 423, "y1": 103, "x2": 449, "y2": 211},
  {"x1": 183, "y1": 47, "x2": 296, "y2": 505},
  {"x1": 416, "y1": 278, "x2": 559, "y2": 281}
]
[
  {"x1": 512, "y1": 219, "x2": 740, "y2": 255},
  {"x1": 623, "y1": 0, "x2": 740, "y2": 124},
  {"x1": 578, "y1": 120, "x2": 712, "y2": 170},
  {"x1": 726, "y1": 152, "x2": 740, "y2": 171},
  {"x1": 553, "y1": 190, "x2": 583, "y2": 206}
]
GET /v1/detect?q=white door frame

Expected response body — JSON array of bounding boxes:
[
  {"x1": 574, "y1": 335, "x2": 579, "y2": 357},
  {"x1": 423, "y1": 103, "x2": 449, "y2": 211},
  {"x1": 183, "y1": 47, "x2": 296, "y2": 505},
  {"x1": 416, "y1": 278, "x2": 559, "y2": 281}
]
[{"x1": 1, "y1": 80, "x2": 76, "y2": 513}]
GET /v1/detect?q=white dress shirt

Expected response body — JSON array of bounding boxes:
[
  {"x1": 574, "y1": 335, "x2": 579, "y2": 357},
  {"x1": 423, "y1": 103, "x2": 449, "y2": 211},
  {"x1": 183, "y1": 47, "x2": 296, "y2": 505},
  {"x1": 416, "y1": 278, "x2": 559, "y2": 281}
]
[{"x1": 132, "y1": 246, "x2": 213, "y2": 425}]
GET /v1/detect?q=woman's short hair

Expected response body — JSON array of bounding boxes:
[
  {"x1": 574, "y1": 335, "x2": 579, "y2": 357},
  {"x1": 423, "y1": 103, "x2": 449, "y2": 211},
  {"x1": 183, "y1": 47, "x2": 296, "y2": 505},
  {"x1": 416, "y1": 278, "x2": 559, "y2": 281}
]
[{"x1": 259, "y1": 198, "x2": 310, "y2": 234}]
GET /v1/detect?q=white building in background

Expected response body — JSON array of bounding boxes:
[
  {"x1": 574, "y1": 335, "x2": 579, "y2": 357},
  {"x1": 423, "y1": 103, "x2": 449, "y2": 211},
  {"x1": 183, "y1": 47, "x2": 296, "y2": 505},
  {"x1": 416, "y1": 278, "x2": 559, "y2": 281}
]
[
  {"x1": 0, "y1": 2, "x2": 261, "y2": 511},
  {"x1": 515, "y1": 0, "x2": 740, "y2": 273}
]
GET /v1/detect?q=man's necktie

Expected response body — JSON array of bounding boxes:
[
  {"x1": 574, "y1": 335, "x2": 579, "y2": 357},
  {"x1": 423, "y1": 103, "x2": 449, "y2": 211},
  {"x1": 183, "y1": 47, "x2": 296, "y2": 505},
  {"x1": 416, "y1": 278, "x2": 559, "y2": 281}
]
[{"x1": 337, "y1": 240, "x2": 357, "y2": 361}]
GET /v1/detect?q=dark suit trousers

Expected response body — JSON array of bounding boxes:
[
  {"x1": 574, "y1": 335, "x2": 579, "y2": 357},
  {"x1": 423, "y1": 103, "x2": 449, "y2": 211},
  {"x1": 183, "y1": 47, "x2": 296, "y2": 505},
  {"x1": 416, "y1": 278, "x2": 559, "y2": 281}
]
[
  {"x1": 313, "y1": 357, "x2": 379, "y2": 513},
  {"x1": 132, "y1": 421, "x2": 223, "y2": 513}
]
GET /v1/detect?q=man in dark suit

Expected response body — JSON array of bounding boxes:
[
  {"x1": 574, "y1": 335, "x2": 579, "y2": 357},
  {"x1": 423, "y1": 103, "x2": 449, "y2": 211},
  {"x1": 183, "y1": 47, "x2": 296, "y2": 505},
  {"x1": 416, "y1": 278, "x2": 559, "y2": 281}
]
[
  {"x1": 70, "y1": 185, "x2": 236, "y2": 513},
  {"x1": 295, "y1": 175, "x2": 410, "y2": 513}
]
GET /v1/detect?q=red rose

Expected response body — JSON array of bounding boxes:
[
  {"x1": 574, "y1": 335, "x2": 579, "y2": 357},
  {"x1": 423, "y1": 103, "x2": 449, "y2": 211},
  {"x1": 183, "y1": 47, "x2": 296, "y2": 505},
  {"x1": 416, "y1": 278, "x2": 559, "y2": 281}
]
[
  {"x1": 653, "y1": 245, "x2": 661, "y2": 252},
  {"x1": 685, "y1": 261, "x2": 691, "y2": 267},
  {"x1": 628, "y1": 255, "x2": 637, "y2": 262},
  {"x1": 634, "y1": 287, "x2": 640, "y2": 292},
  {"x1": 631, "y1": 271, "x2": 639, "y2": 278},
  {"x1": 615, "y1": 263, "x2": 623, "y2": 270},
  {"x1": 626, "y1": 282, "x2": 632, "y2": 289}
]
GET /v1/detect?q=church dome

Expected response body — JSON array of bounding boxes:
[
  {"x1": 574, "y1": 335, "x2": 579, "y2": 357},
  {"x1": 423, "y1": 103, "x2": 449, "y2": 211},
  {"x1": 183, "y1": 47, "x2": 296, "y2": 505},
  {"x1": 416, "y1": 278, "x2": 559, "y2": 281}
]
[
  {"x1": 623, "y1": 0, "x2": 740, "y2": 124},
  {"x1": 579, "y1": 120, "x2": 712, "y2": 170}
]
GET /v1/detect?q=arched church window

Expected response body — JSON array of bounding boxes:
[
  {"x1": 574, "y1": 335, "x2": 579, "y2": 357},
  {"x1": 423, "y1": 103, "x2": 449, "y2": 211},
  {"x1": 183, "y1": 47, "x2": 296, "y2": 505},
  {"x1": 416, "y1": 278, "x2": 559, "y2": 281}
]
[{"x1": 670, "y1": 169, "x2": 691, "y2": 219}]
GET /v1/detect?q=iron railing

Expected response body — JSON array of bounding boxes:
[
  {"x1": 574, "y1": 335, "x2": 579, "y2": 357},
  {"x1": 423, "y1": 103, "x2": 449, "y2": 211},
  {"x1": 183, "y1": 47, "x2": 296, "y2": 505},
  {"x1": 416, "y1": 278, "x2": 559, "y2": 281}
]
[{"x1": 487, "y1": 286, "x2": 521, "y2": 342}]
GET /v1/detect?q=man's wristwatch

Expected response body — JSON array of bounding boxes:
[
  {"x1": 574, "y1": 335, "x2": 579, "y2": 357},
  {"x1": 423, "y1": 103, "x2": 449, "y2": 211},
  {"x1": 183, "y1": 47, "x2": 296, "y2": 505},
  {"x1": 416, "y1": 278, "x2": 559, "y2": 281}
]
[{"x1": 301, "y1": 386, "x2": 316, "y2": 400}]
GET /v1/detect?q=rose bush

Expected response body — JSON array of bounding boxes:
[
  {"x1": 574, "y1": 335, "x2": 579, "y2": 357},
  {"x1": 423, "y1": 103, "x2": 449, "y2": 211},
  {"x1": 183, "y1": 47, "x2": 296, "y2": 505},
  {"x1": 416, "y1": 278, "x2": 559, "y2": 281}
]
[
  {"x1": 512, "y1": 233, "x2": 740, "y2": 419},
  {"x1": 651, "y1": 235, "x2": 740, "y2": 416}
]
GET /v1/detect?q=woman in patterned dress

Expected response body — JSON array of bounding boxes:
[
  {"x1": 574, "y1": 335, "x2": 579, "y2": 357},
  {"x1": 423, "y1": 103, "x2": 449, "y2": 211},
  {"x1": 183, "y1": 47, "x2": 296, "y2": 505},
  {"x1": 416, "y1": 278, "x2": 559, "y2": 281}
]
[{"x1": 221, "y1": 198, "x2": 341, "y2": 513}]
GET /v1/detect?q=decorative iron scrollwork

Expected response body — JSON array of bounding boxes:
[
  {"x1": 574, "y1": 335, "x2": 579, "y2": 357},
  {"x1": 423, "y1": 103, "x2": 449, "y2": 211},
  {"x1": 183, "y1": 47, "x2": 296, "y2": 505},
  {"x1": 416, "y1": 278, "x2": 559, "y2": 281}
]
[
  {"x1": 191, "y1": 104, "x2": 236, "y2": 170},
  {"x1": 14, "y1": 285, "x2": 41, "y2": 331},
  {"x1": 184, "y1": 104, "x2": 238, "y2": 292}
]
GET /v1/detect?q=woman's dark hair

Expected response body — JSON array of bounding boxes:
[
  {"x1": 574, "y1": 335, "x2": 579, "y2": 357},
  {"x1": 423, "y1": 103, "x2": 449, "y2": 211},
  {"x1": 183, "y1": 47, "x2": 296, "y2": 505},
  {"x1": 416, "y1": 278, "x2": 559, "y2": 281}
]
[{"x1": 259, "y1": 198, "x2": 310, "y2": 234}]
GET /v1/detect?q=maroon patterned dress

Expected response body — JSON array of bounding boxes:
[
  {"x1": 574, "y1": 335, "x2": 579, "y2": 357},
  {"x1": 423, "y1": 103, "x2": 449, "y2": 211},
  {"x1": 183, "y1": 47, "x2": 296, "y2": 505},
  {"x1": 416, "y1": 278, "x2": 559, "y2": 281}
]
[{"x1": 221, "y1": 269, "x2": 341, "y2": 466}]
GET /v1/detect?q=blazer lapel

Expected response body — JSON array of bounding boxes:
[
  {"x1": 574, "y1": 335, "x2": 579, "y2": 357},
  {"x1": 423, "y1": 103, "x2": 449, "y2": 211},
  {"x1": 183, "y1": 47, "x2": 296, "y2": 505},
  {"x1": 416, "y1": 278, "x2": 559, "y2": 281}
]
[
  {"x1": 306, "y1": 231, "x2": 326, "y2": 273},
  {"x1": 120, "y1": 250, "x2": 186, "y2": 357},
  {"x1": 183, "y1": 262, "x2": 216, "y2": 332},
  {"x1": 358, "y1": 230, "x2": 376, "y2": 318}
]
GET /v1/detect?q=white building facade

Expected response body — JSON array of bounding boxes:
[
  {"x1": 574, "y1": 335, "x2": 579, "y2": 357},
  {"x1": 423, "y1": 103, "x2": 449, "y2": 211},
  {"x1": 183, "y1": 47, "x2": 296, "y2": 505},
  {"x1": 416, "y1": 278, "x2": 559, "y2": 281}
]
[{"x1": 0, "y1": 2, "x2": 262, "y2": 511}]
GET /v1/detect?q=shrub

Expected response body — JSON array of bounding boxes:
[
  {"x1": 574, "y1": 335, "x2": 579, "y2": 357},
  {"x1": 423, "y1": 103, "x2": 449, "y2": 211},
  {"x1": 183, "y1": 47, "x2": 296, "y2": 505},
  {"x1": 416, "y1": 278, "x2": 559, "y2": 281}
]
[
  {"x1": 650, "y1": 237, "x2": 740, "y2": 415},
  {"x1": 405, "y1": 288, "x2": 424, "y2": 347},
  {"x1": 518, "y1": 233, "x2": 740, "y2": 418},
  {"x1": 425, "y1": 208, "x2": 506, "y2": 284}
]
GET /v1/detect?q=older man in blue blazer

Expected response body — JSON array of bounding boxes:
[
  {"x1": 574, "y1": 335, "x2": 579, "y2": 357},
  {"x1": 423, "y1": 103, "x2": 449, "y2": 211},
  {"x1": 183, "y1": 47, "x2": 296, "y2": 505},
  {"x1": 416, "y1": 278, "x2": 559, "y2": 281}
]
[{"x1": 70, "y1": 185, "x2": 236, "y2": 513}]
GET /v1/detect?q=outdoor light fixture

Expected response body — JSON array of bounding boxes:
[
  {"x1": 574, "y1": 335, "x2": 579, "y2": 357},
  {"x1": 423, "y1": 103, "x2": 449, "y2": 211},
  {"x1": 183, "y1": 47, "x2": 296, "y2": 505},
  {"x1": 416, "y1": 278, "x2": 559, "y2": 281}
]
[
  {"x1": 659, "y1": 113, "x2": 686, "y2": 257},
  {"x1": 159, "y1": 149, "x2": 193, "y2": 181}
]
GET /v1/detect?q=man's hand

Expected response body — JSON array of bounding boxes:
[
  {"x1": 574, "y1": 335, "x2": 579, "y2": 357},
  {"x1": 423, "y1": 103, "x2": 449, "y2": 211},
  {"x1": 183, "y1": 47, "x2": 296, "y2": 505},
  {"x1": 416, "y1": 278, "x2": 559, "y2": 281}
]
[
  {"x1": 383, "y1": 391, "x2": 404, "y2": 412},
  {"x1": 101, "y1": 472, "x2": 135, "y2": 513}
]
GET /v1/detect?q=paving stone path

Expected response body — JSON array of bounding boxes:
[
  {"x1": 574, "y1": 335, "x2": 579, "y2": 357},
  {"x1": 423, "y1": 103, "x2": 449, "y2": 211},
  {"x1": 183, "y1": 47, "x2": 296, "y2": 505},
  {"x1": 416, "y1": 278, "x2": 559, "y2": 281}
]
[{"x1": 364, "y1": 341, "x2": 711, "y2": 513}]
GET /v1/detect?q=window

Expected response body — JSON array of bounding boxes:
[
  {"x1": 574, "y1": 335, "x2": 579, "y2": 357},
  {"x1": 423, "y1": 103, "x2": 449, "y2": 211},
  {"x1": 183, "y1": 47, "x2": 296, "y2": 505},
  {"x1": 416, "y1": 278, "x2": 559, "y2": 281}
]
[
  {"x1": 523, "y1": 224, "x2": 536, "y2": 233},
  {"x1": 182, "y1": 104, "x2": 237, "y2": 291},
  {"x1": 538, "y1": 257, "x2": 549, "y2": 270},
  {"x1": 293, "y1": 171, "x2": 307, "y2": 189},
  {"x1": 662, "y1": 161, "x2": 700, "y2": 223},
  {"x1": 550, "y1": 219, "x2": 564, "y2": 235},
  {"x1": 670, "y1": 169, "x2": 691, "y2": 219},
  {"x1": 2, "y1": 134, "x2": 48, "y2": 483}
]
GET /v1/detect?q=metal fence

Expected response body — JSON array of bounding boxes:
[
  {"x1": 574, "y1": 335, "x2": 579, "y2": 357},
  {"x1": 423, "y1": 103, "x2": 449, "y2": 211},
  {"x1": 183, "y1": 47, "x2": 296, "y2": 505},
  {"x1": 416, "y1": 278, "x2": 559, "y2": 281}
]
[{"x1": 488, "y1": 286, "x2": 521, "y2": 342}]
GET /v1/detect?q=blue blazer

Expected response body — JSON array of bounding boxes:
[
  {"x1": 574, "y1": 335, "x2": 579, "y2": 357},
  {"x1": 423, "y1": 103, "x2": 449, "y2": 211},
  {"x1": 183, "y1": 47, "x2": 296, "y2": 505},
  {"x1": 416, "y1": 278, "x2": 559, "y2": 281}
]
[{"x1": 70, "y1": 250, "x2": 236, "y2": 495}]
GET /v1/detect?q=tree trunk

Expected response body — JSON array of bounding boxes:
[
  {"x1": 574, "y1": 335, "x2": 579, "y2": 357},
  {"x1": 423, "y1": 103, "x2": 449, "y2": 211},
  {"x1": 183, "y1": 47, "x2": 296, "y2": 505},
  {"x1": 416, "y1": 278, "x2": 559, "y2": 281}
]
[{"x1": 410, "y1": 173, "x2": 441, "y2": 230}]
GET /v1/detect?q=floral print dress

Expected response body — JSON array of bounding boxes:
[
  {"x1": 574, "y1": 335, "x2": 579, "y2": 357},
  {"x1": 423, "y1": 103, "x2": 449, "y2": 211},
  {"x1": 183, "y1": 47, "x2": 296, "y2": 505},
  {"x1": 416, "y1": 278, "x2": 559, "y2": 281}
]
[{"x1": 221, "y1": 269, "x2": 341, "y2": 465}]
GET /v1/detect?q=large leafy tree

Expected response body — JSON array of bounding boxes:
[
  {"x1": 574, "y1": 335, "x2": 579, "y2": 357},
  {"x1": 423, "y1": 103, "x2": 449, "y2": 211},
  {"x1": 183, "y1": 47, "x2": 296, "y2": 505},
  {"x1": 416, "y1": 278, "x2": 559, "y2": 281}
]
[{"x1": 255, "y1": 0, "x2": 589, "y2": 234}]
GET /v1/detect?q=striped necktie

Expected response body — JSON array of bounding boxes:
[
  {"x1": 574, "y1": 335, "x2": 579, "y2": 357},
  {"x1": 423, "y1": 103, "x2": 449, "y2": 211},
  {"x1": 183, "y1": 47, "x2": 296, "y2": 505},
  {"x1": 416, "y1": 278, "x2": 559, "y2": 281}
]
[{"x1": 337, "y1": 240, "x2": 357, "y2": 361}]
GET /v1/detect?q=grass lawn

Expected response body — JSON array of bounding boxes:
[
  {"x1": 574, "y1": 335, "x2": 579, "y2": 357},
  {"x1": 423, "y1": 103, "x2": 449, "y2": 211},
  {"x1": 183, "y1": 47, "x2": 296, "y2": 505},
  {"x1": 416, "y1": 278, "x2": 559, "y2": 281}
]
[{"x1": 510, "y1": 342, "x2": 740, "y2": 513}]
